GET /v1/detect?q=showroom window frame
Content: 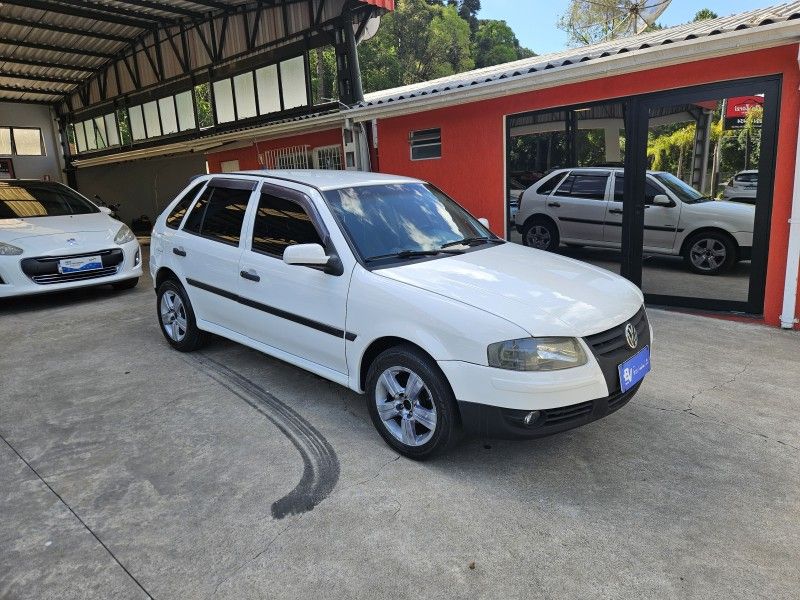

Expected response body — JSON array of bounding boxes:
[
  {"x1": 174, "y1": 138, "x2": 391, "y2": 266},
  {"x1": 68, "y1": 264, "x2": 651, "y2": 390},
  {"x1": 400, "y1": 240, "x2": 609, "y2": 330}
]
[{"x1": 503, "y1": 74, "x2": 781, "y2": 315}]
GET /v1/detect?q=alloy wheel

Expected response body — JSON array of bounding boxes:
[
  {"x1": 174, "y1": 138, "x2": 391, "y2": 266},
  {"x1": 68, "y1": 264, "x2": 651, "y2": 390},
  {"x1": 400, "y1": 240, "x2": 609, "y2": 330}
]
[
  {"x1": 526, "y1": 225, "x2": 552, "y2": 250},
  {"x1": 160, "y1": 290, "x2": 188, "y2": 342},
  {"x1": 689, "y1": 238, "x2": 727, "y2": 271},
  {"x1": 374, "y1": 367, "x2": 437, "y2": 447}
]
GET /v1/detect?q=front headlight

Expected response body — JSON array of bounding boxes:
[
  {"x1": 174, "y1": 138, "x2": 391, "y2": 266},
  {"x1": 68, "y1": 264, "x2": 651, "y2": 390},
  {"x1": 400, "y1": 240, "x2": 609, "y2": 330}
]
[
  {"x1": 487, "y1": 337, "x2": 587, "y2": 371},
  {"x1": 114, "y1": 224, "x2": 135, "y2": 244},
  {"x1": 0, "y1": 242, "x2": 23, "y2": 256}
]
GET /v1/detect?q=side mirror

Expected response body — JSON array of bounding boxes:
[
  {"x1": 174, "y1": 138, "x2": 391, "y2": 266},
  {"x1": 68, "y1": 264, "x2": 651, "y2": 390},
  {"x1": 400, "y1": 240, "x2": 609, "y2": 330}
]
[
  {"x1": 652, "y1": 194, "x2": 672, "y2": 207},
  {"x1": 478, "y1": 217, "x2": 490, "y2": 228},
  {"x1": 283, "y1": 243, "x2": 342, "y2": 275},
  {"x1": 98, "y1": 206, "x2": 113, "y2": 215}
]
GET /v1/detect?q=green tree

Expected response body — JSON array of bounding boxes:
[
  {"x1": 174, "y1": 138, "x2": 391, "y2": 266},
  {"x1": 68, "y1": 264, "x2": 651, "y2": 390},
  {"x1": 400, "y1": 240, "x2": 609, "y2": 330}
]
[
  {"x1": 693, "y1": 9, "x2": 718, "y2": 21},
  {"x1": 359, "y1": 0, "x2": 474, "y2": 91},
  {"x1": 473, "y1": 19, "x2": 535, "y2": 68}
]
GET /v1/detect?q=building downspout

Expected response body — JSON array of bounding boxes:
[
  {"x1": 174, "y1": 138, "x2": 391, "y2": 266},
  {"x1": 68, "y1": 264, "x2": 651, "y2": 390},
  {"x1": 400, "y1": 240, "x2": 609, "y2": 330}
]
[{"x1": 779, "y1": 47, "x2": 800, "y2": 329}]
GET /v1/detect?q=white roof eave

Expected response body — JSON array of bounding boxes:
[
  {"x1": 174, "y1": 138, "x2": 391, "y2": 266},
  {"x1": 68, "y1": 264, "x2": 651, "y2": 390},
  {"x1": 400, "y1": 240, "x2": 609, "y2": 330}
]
[{"x1": 346, "y1": 21, "x2": 800, "y2": 122}]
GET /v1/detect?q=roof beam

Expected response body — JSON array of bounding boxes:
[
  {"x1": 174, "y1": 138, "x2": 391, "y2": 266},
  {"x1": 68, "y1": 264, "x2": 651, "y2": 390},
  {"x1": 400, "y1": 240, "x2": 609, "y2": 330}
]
[
  {"x1": 0, "y1": 56, "x2": 98, "y2": 73},
  {"x1": 0, "y1": 70, "x2": 83, "y2": 85},
  {"x1": 2, "y1": 0, "x2": 161, "y2": 29},
  {"x1": 109, "y1": 0, "x2": 209, "y2": 19},
  {"x1": 2, "y1": 16, "x2": 130, "y2": 43},
  {"x1": 0, "y1": 38, "x2": 116, "y2": 60},
  {"x1": 184, "y1": 0, "x2": 232, "y2": 10},
  {"x1": 0, "y1": 84, "x2": 63, "y2": 96}
]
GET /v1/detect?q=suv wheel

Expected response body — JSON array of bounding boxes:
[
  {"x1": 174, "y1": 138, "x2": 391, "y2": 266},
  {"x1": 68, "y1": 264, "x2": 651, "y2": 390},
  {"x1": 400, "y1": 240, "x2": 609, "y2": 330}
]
[
  {"x1": 522, "y1": 218, "x2": 559, "y2": 251},
  {"x1": 366, "y1": 346, "x2": 460, "y2": 460},
  {"x1": 156, "y1": 279, "x2": 208, "y2": 351},
  {"x1": 684, "y1": 232, "x2": 736, "y2": 275}
]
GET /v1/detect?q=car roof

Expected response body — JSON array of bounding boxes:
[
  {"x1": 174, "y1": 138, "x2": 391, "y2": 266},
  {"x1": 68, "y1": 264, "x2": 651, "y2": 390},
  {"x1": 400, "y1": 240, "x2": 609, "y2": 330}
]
[
  {"x1": 735, "y1": 170, "x2": 758, "y2": 175},
  {"x1": 232, "y1": 169, "x2": 423, "y2": 191}
]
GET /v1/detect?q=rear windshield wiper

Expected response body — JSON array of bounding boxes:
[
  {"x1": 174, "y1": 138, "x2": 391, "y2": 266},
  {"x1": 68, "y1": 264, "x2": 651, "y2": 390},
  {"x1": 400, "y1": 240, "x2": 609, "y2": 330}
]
[
  {"x1": 365, "y1": 249, "x2": 463, "y2": 262},
  {"x1": 441, "y1": 236, "x2": 505, "y2": 249}
]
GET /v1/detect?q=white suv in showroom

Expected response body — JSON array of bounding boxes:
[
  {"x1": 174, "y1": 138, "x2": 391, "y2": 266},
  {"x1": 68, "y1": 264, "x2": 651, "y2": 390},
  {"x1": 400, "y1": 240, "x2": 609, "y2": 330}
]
[
  {"x1": 514, "y1": 168, "x2": 755, "y2": 275},
  {"x1": 151, "y1": 170, "x2": 652, "y2": 458}
]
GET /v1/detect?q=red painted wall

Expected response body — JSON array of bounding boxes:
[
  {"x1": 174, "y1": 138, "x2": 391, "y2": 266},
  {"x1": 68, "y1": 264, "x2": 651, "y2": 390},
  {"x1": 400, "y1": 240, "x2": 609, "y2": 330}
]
[
  {"x1": 376, "y1": 45, "x2": 800, "y2": 328},
  {"x1": 205, "y1": 128, "x2": 343, "y2": 173}
]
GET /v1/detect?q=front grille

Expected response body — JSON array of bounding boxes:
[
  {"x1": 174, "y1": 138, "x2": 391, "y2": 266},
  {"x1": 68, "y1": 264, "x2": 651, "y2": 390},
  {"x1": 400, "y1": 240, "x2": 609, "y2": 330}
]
[
  {"x1": 542, "y1": 400, "x2": 593, "y2": 425},
  {"x1": 585, "y1": 306, "x2": 648, "y2": 356},
  {"x1": 21, "y1": 248, "x2": 124, "y2": 285},
  {"x1": 31, "y1": 266, "x2": 119, "y2": 285},
  {"x1": 584, "y1": 306, "x2": 650, "y2": 394}
]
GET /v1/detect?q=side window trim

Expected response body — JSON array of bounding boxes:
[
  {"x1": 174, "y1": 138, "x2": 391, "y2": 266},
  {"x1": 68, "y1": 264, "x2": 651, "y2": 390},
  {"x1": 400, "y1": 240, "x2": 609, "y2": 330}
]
[
  {"x1": 248, "y1": 181, "x2": 333, "y2": 260},
  {"x1": 180, "y1": 177, "x2": 257, "y2": 247},
  {"x1": 166, "y1": 179, "x2": 208, "y2": 230}
]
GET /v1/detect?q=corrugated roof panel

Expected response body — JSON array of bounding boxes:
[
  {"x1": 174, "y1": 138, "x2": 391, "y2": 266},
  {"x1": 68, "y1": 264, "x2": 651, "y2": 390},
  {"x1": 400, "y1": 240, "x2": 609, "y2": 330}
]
[{"x1": 358, "y1": 1, "x2": 800, "y2": 108}]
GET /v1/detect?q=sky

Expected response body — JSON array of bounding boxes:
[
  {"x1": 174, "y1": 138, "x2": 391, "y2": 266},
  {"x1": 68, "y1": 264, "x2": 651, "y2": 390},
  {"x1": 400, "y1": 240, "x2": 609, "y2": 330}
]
[{"x1": 478, "y1": 0, "x2": 782, "y2": 55}]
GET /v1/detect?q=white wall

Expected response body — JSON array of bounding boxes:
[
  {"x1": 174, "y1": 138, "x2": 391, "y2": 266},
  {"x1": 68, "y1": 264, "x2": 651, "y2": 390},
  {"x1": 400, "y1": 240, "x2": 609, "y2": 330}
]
[{"x1": 0, "y1": 102, "x2": 64, "y2": 182}]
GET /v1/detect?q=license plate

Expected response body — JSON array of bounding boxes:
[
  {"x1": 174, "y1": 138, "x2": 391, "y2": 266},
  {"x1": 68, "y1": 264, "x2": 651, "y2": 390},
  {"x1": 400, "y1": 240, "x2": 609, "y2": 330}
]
[
  {"x1": 618, "y1": 345, "x2": 651, "y2": 392},
  {"x1": 58, "y1": 255, "x2": 103, "y2": 274}
]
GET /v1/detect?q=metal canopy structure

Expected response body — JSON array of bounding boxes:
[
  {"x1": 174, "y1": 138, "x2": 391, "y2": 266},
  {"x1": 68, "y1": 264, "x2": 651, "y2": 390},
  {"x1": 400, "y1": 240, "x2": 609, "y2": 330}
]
[{"x1": 0, "y1": 0, "x2": 388, "y2": 110}]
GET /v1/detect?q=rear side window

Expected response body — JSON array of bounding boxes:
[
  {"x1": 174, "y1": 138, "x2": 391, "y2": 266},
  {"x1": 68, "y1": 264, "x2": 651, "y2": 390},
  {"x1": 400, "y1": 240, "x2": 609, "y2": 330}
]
[
  {"x1": 734, "y1": 173, "x2": 758, "y2": 184},
  {"x1": 534, "y1": 172, "x2": 566, "y2": 196},
  {"x1": 166, "y1": 181, "x2": 205, "y2": 229},
  {"x1": 183, "y1": 185, "x2": 251, "y2": 246},
  {"x1": 555, "y1": 173, "x2": 609, "y2": 200},
  {"x1": 251, "y1": 193, "x2": 323, "y2": 257}
]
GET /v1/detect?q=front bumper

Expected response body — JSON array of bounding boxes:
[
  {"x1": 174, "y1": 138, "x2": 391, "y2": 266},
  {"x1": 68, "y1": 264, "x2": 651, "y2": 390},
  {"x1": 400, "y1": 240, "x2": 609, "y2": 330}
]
[
  {"x1": 458, "y1": 382, "x2": 641, "y2": 440},
  {"x1": 0, "y1": 241, "x2": 142, "y2": 298}
]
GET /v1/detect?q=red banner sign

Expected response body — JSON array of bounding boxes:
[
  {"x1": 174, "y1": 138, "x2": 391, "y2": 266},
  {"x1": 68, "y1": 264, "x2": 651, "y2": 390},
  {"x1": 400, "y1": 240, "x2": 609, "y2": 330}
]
[{"x1": 724, "y1": 95, "x2": 764, "y2": 130}]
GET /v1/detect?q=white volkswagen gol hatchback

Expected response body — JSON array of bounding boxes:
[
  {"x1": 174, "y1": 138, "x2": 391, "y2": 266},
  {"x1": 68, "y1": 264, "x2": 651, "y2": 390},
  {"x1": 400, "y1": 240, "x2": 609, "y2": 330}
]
[
  {"x1": 0, "y1": 180, "x2": 142, "y2": 297},
  {"x1": 514, "y1": 168, "x2": 755, "y2": 275},
  {"x1": 150, "y1": 171, "x2": 652, "y2": 458}
]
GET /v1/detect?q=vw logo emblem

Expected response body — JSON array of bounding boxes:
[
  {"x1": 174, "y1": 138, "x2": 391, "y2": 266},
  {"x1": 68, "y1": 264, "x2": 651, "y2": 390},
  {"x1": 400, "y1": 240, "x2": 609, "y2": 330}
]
[
  {"x1": 66, "y1": 238, "x2": 78, "y2": 246},
  {"x1": 625, "y1": 323, "x2": 638, "y2": 349}
]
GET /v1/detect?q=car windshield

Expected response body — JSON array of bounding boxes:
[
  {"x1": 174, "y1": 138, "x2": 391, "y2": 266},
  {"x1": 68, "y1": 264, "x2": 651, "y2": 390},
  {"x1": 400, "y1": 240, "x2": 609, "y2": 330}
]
[
  {"x1": 651, "y1": 172, "x2": 711, "y2": 204},
  {"x1": 323, "y1": 183, "x2": 498, "y2": 262},
  {"x1": 0, "y1": 181, "x2": 99, "y2": 218}
]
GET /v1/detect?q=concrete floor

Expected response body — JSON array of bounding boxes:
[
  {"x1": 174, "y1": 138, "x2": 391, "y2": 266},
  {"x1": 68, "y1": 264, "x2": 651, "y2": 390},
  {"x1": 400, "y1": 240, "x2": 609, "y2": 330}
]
[{"x1": 1, "y1": 256, "x2": 798, "y2": 600}]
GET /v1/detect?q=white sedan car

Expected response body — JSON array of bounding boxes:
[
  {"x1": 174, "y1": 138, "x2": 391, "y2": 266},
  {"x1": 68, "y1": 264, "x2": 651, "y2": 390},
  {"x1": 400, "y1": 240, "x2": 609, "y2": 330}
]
[
  {"x1": 514, "y1": 168, "x2": 755, "y2": 275},
  {"x1": 150, "y1": 170, "x2": 651, "y2": 459},
  {"x1": 0, "y1": 180, "x2": 142, "y2": 297}
]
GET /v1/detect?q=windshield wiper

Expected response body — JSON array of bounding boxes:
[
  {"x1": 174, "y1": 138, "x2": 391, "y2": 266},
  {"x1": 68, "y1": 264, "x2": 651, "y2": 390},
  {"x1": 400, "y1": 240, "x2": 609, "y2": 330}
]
[
  {"x1": 365, "y1": 249, "x2": 463, "y2": 262},
  {"x1": 440, "y1": 236, "x2": 505, "y2": 249}
]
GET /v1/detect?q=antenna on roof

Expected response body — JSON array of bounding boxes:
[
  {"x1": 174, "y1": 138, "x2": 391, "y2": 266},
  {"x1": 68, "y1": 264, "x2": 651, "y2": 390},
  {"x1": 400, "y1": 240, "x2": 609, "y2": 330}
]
[{"x1": 602, "y1": 0, "x2": 673, "y2": 39}]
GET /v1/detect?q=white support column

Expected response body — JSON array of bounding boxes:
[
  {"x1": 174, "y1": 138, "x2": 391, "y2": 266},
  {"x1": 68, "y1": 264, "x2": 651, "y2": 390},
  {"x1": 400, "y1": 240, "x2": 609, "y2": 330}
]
[{"x1": 779, "y1": 47, "x2": 800, "y2": 329}]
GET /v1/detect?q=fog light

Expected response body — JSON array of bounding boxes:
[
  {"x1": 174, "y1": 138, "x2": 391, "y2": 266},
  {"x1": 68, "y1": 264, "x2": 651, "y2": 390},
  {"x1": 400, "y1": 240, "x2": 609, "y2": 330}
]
[
  {"x1": 523, "y1": 410, "x2": 541, "y2": 426},
  {"x1": 134, "y1": 249, "x2": 141, "y2": 266}
]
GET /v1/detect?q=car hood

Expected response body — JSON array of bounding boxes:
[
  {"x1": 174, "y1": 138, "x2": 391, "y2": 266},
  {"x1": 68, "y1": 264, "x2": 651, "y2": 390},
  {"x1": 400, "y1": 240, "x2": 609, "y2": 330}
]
[
  {"x1": 0, "y1": 213, "x2": 124, "y2": 255},
  {"x1": 687, "y1": 199, "x2": 756, "y2": 229},
  {"x1": 375, "y1": 242, "x2": 644, "y2": 337},
  {"x1": 0, "y1": 213, "x2": 119, "y2": 242}
]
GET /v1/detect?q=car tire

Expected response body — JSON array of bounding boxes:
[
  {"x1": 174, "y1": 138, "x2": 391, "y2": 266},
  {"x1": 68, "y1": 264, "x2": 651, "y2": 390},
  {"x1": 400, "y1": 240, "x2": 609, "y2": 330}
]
[
  {"x1": 683, "y1": 231, "x2": 736, "y2": 275},
  {"x1": 112, "y1": 277, "x2": 139, "y2": 291},
  {"x1": 522, "y1": 218, "x2": 559, "y2": 251},
  {"x1": 156, "y1": 278, "x2": 208, "y2": 352},
  {"x1": 366, "y1": 345, "x2": 461, "y2": 460}
]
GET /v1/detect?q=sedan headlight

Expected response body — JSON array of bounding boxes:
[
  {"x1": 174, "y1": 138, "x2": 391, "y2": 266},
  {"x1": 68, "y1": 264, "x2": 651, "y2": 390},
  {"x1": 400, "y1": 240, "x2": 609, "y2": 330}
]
[
  {"x1": 0, "y1": 242, "x2": 23, "y2": 256},
  {"x1": 114, "y1": 224, "x2": 135, "y2": 244},
  {"x1": 487, "y1": 337, "x2": 587, "y2": 371}
]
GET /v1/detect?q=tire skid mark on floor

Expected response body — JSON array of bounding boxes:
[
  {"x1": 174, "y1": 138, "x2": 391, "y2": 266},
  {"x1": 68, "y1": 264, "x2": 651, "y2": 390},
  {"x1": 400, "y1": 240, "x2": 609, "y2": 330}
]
[{"x1": 186, "y1": 353, "x2": 340, "y2": 520}]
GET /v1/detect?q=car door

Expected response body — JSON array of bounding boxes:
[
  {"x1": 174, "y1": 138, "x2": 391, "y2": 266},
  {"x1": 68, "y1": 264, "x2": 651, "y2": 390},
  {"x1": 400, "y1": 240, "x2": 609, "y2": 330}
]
[
  {"x1": 172, "y1": 177, "x2": 257, "y2": 331},
  {"x1": 604, "y1": 173, "x2": 680, "y2": 251},
  {"x1": 237, "y1": 182, "x2": 350, "y2": 376},
  {"x1": 548, "y1": 170, "x2": 610, "y2": 243}
]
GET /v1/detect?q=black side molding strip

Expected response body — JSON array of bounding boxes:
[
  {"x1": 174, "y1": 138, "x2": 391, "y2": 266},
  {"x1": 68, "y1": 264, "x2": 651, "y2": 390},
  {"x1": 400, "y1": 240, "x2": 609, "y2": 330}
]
[{"x1": 186, "y1": 278, "x2": 357, "y2": 341}]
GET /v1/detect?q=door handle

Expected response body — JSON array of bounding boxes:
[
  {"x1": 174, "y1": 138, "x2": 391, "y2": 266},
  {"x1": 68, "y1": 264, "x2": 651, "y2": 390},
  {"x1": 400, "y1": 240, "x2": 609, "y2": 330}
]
[
  {"x1": 608, "y1": 208, "x2": 623, "y2": 215},
  {"x1": 173, "y1": 247, "x2": 186, "y2": 257},
  {"x1": 240, "y1": 269, "x2": 260, "y2": 282},
  {"x1": 547, "y1": 202, "x2": 561, "y2": 208}
]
